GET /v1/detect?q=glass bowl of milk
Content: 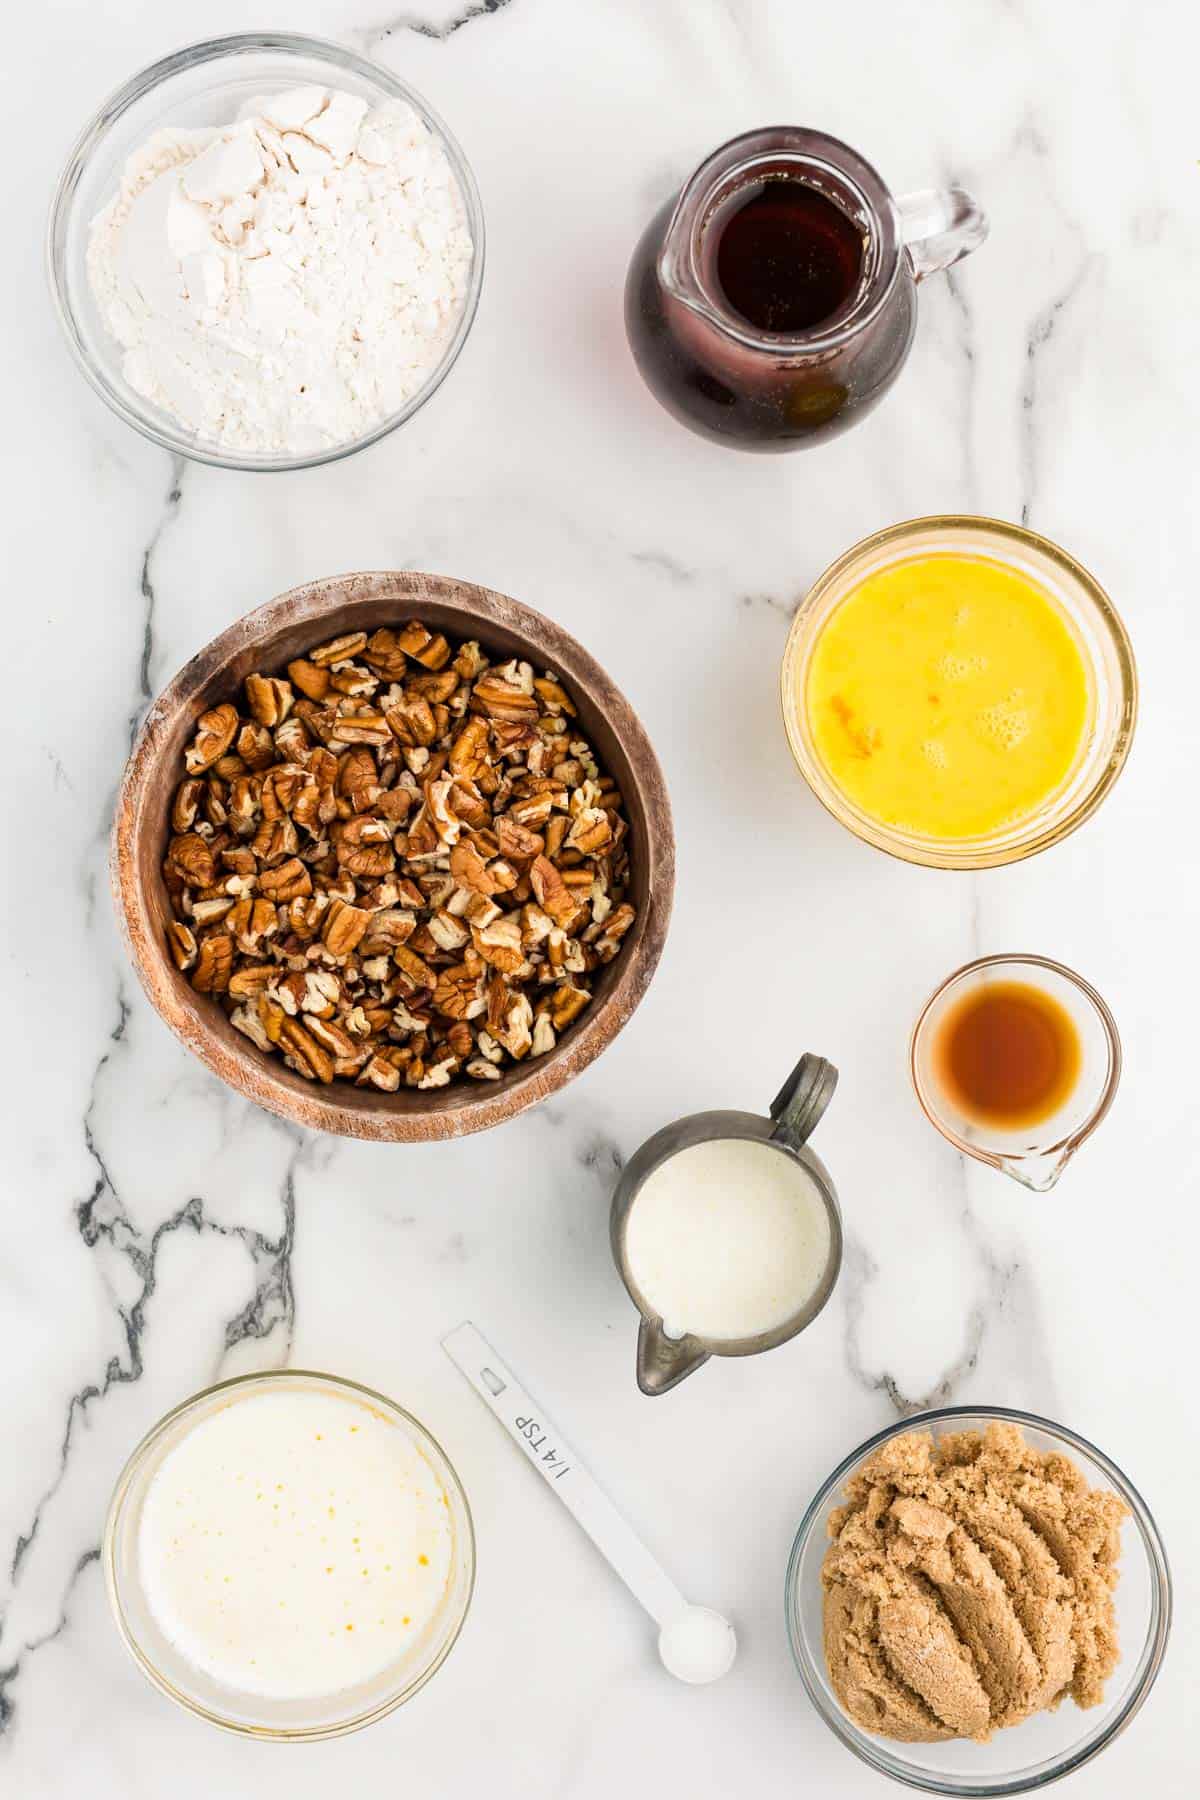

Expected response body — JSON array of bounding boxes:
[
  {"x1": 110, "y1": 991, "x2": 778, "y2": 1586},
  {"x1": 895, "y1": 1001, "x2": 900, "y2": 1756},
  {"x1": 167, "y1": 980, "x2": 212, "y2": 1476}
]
[
  {"x1": 104, "y1": 1370, "x2": 475, "y2": 1737},
  {"x1": 611, "y1": 1054, "x2": 844, "y2": 1394}
]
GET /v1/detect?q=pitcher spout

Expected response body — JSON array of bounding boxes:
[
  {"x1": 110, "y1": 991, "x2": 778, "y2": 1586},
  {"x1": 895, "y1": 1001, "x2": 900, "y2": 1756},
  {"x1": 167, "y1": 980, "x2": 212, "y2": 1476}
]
[{"x1": 636, "y1": 1319, "x2": 710, "y2": 1396}]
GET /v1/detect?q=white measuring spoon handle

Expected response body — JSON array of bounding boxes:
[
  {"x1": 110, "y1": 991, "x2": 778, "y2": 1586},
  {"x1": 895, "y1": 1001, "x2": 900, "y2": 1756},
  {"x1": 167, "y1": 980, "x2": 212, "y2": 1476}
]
[{"x1": 442, "y1": 1322, "x2": 687, "y2": 1629}]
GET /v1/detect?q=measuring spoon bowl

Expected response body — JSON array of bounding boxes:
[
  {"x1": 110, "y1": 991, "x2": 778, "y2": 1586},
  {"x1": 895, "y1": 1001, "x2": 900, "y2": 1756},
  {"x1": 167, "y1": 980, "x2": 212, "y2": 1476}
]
[{"x1": 611, "y1": 1055, "x2": 843, "y2": 1395}]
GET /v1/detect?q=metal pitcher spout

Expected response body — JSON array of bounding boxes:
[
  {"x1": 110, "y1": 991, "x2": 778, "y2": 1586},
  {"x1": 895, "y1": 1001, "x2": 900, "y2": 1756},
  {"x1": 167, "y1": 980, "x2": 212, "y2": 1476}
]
[{"x1": 636, "y1": 1319, "x2": 710, "y2": 1397}]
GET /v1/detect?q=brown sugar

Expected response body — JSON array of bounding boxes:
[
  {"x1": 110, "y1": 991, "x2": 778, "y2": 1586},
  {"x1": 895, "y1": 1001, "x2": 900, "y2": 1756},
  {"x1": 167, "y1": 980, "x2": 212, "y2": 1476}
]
[{"x1": 821, "y1": 1421, "x2": 1127, "y2": 1743}]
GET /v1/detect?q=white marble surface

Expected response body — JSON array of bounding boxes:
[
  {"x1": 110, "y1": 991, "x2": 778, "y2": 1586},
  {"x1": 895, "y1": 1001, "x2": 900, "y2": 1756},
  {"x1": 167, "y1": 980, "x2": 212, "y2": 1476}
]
[{"x1": 3, "y1": 0, "x2": 1196, "y2": 1792}]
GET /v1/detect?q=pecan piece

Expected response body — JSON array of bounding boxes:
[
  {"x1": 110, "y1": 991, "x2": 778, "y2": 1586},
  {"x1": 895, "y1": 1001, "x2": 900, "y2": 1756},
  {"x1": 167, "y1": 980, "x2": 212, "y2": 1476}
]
[
  {"x1": 530, "y1": 854, "x2": 577, "y2": 926},
  {"x1": 433, "y1": 963, "x2": 484, "y2": 1020},
  {"x1": 492, "y1": 989, "x2": 533, "y2": 1059},
  {"x1": 471, "y1": 673, "x2": 540, "y2": 723},
  {"x1": 287, "y1": 658, "x2": 330, "y2": 701},
  {"x1": 168, "y1": 920, "x2": 197, "y2": 971},
  {"x1": 385, "y1": 694, "x2": 438, "y2": 747},
  {"x1": 185, "y1": 703, "x2": 238, "y2": 773},
  {"x1": 357, "y1": 1050, "x2": 402, "y2": 1092},
  {"x1": 566, "y1": 808, "x2": 614, "y2": 855},
  {"x1": 310, "y1": 631, "x2": 367, "y2": 667},
  {"x1": 448, "y1": 716, "x2": 490, "y2": 781},
  {"x1": 547, "y1": 983, "x2": 591, "y2": 1029},
  {"x1": 330, "y1": 709, "x2": 391, "y2": 748},
  {"x1": 595, "y1": 903, "x2": 636, "y2": 961},
  {"x1": 322, "y1": 898, "x2": 370, "y2": 958},
  {"x1": 191, "y1": 934, "x2": 233, "y2": 993},
  {"x1": 258, "y1": 857, "x2": 312, "y2": 901},
  {"x1": 395, "y1": 621, "x2": 452, "y2": 670},
  {"x1": 533, "y1": 675, "x2": 577, "y2": 716},
  {"x1": 171, "y1": 778, "x2": 204, "y2": 832},
  {"x1": 449, "y1": 839, "x2": 500, "y2": 896},
  {"x1": 395, "y1": 944, "x2": 437, "y2": 990},
  {"x1": 278, "y1": 1016, "x2": 334, "y2": 1084},
  {"x1": 165, "y1": 832, "x2": 216, "y2": 888},
  {"x1": 245, "y1": 674, "x2": 294, "y2": 727},
  {"x1": 228, "y1": 963, "x2": 276, "y2": 999},
  {"x1": 495, "y1": 815, "x2": 544, "y2": 860}
]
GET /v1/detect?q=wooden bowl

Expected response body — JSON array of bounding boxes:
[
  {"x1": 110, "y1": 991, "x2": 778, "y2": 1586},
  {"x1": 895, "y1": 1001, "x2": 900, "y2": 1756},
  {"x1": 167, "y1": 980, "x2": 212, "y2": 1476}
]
[{"x1": 112, "y1": 572, "x2": 675, "y2": 1140}]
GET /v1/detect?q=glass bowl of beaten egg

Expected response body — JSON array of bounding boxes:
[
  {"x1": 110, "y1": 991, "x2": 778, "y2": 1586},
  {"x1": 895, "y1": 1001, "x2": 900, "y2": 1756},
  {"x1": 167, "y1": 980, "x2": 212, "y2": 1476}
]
[
  {"x1": 780, "y1": 517, "x2": 1137, "y2": 869},
  {"x1": 104, "y1": 1369, "x2": 475, "y2": 1738},
  {"x1": 785, "y1": 1406, "x2": 1171, "y2": 1794}
]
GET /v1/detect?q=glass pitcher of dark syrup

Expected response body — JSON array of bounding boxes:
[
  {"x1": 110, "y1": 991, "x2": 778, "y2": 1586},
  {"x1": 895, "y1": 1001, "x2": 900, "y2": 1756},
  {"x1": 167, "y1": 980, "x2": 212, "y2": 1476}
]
[{"x1": 625, "y1": 127, "x2": 986, "y2": 452}]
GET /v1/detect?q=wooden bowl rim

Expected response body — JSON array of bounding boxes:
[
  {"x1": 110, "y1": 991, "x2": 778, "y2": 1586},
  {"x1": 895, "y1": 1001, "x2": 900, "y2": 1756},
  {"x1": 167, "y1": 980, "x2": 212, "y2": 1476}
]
[{"x1": 111, "y1": 570, "x2": 675, "y2": 1141}]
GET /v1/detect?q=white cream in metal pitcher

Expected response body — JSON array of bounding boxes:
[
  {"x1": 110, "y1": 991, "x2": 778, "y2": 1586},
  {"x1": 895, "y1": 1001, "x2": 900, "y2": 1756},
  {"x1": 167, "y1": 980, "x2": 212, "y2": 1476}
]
[{"x1": 611, "y1": 1056, "x2": 844, "y2": 1395}]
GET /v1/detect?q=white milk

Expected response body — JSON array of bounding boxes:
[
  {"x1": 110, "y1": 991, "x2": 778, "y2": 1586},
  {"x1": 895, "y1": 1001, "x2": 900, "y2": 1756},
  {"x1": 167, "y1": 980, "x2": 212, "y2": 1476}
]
[
  {"x1": 137, "y1": 1387, "x2": 454, "y2": 1700},
  {"x1": 624, "y1": 1137, "x2": 831, "y2": 1341}
]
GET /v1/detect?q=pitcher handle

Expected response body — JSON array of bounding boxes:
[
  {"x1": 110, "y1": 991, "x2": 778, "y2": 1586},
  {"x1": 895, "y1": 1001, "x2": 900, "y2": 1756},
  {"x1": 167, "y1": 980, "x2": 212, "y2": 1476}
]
[
  {"x1": 896, "y1": 186, "x2": 988, "y2": 281},
  {"x1": 770, "y1": 1054, "x2": 838, "y2": 1151}
]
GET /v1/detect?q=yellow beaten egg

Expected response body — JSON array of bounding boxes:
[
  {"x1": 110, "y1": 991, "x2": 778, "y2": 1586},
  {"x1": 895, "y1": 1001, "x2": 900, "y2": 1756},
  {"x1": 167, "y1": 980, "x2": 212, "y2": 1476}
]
[{"x1": 804, "y1": 554, "x2": 1091, "y2": 841}]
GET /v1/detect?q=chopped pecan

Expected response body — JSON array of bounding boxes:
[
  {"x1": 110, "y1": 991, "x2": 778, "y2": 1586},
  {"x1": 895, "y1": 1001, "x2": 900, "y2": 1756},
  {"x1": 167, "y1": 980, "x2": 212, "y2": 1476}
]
[
  {"x1": 322, "y1": 898, "x2": 370, "y2": 957},
  {"x1": 567, "y1": 808, "x2": 614, "y2": 855},
  {"x1": 310, "y1": 631, "x2": 367, "y2": 668},
  {"x1": 471, "y1": 672, "x2": 540, "y2": 722},
  {"x1": 331, "y1": 709, "x2": 391, "y2": 748},
  {"x1": 395, "y1": 621, "x2": 452, "y2": 669},
  {"x1": 595, "y1": 903, "x2": 636, "y2": 961},
  {"x1": 530, "y1": 854, "x2": 576, "y2": 926},
  {"x1": 228, "y1": 963, "x2": 275, "y2": 999},
  {"x1": 278, "y1": 1016, "x2": 334, "y2": 1083},
  {"x1": 449, "y1": 839, "x2": 499, "y2": 896},
  {"x1": 185, "y1": 704, "x2": 238, "y2": 773},
  {"x1": 171, "y1": 778, "x2": 204, "y2": 832},
  {"x1": 165, "y1": 832, "x2": 216, "y2": 888},
  {"x1": 168, "y1": 920, "x2": 197, "y2": 971},
  {"x1": 191, "y1": 934, "x2": 233, "y2": 993},
  {"x1": 385, "y1": 694, "x2": 437, "y2": 747},
  {"x1": 245, "y1": 674, "x2": 294, "y2": 728},
  {"x1": 288, "y1": 658, "x2": 330, "y2": 701},
  {"x1": 433, "y1": 963, "x2": 484, "y2": 1020},
  {"x1": 448, "y1": 716, "x2": 490, "y2": 780},
  {"x1": 495, "y1": 814, "x2": 544, "y2": 860},
  {"x1": 547, "y1": 984, "x2": 591, "y2": 1029},
  {"x1": 533, "y1": 675, "x2": 576, "y2": 716},
  {"x1": 492, "y1": 990, "x2": 533, "y2": 1059},
  {"x1": 258, "y1": 858, "x2": 312, "y2": 901}
]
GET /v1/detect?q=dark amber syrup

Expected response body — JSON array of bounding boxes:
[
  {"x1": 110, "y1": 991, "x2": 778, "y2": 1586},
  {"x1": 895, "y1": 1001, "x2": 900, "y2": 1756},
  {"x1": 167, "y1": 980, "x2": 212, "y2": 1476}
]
[{"x1": 708, "y1": 178, "x2": 865, "y2": 333}]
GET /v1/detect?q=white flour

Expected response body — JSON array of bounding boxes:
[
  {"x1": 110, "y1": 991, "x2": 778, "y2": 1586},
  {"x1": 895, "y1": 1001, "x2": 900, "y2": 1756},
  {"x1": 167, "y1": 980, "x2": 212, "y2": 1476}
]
[{"x1": 87, "y1": 86, "x2": 473, "y2": 455}]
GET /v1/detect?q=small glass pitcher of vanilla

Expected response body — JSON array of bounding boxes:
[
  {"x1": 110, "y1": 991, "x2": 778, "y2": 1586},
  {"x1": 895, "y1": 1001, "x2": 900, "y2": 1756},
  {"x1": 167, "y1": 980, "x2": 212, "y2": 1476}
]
[{"x1": 610, "y1": 1056, "x2": 843, "y2": 1395}]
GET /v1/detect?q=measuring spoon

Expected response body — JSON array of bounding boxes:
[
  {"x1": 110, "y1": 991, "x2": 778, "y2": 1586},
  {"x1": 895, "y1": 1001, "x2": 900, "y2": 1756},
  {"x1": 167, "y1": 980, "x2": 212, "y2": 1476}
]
[{"x1": 442, "y1": 1322, "x2": 737, "y2": 1684}]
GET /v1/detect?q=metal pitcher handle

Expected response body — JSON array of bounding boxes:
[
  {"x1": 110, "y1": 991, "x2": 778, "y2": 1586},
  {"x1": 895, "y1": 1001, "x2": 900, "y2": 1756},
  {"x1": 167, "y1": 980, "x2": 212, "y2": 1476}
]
[{"x1": 770, "y1": 1054, "x2": 838, "y2": 1151}]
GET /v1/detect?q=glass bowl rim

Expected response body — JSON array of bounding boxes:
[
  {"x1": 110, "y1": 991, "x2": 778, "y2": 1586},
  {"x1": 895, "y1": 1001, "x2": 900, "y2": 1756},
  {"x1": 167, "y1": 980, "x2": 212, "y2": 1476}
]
[
  {"x1": 779, "y1": 514, "x2": 1139, "y2": 871},
  {"x1": 46, "y1": 30, "x2": 486, "y2": 473},
  {"x1": 784, "y1": 1402, "x2": 1172, "y2": 1795},
  {"x1": 103, "y1": 1366, "x2": 477, "y2": 1740}
]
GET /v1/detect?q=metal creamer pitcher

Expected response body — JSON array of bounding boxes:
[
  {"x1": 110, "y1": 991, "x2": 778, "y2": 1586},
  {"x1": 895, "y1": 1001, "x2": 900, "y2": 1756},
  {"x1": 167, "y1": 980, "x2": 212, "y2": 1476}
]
[{"x1": 611, "y1": 1055, "x2": 843, "y2": 1395}]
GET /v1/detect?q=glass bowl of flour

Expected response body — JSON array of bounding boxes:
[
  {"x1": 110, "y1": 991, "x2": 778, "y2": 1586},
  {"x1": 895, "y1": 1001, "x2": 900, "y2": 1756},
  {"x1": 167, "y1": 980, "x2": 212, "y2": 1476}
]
[
  {"x1": 48, "y1": 33, "x2": 484, "y2": 470},
  {"x1": 104, "y1": 1370, "x2": 476, "y2": 1737}
]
